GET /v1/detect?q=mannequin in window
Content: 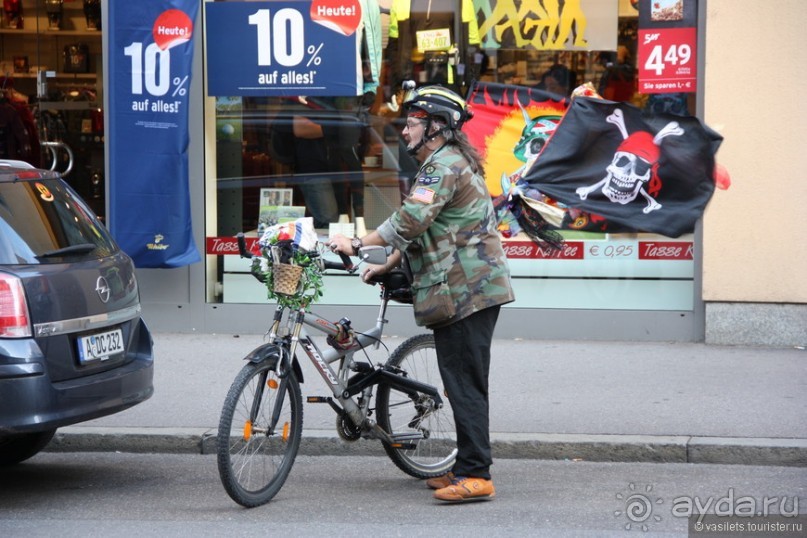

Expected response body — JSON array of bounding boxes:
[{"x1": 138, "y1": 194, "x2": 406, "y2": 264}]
[
  {"x1": 323, "y1": 0, "x2": 381, "y2": 236},
  {"x1": 0, "y1": 90, "x2": 30, "y2": 161},
  {"x1": 536, "y1": 64, "x2": 576, "y2": 97},
  {"x1": 288, "y1": 0, "x2": 382, "y2": 233},
  {"x1": 0, "y1": 79, "x2": 39, "y2": 167},
  {"x1": 597, "y1": 46, "x2": 636, "y2": 102},
  {"x1": 386, "y1": 0, "x2": 480, "y2": 93}
]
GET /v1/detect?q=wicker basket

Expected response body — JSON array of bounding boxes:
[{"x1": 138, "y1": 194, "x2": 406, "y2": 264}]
[{"x1": 272, "y1": 263, "x2": 304, "y2": 296}]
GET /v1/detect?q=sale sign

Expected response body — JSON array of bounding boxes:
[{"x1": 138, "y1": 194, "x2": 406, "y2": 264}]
[
  {"x1": 107, "y1": 1, "x2": 201, "y2": 268},
  {"x1": 205, "y1": 0, "x2": 362, "y2": 97},
  {"x1": 637, "y1": 0, "x2": 698, "y2": 94}
]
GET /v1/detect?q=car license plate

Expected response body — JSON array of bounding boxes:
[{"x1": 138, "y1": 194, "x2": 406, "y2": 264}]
[{"x1": 77, "y1": 328, "x2": 124, "y2": 363}]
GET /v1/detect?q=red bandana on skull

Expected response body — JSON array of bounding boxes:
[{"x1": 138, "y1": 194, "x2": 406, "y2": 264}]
[{"x1": 616, "y1": 131, "x2": 662, "y2": 196}]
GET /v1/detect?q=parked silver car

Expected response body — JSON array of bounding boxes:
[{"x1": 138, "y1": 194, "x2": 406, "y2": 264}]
[{"x1": 0, "y1": 160, "x2": 154, "y2": 465}]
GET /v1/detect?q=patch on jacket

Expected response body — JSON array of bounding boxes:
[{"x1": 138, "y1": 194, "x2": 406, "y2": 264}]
[
  {"x1": 417, "y1": 175, "x2": 440, "y2": 186},
  {"x1": 411, "y1": 186, "x2": 436, "y2": 204}
]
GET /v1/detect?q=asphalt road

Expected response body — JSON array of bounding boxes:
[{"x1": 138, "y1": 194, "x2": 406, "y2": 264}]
[{"x1": 1, "y1": 453, "x2": 805, "y2": 537}]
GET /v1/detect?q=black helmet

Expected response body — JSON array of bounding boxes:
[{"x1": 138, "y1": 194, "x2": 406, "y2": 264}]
[{"x1": 402, "y1": 82, "x2": 472, "y2": 130}]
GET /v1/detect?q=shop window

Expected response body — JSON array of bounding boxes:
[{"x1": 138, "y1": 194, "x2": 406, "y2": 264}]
[
  {"x1": 0, "y1": 0, "x2": 104, "y2": 218},
  {"x1": 206, "y1": 1, "x2": 698, "y2": 313}
]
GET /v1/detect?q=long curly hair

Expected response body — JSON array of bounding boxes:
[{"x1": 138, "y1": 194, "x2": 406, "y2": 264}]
[{"x1": 442, "y1": 126, "x2": 485, "y2": 177}]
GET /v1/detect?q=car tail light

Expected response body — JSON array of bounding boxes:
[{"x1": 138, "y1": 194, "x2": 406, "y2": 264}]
[{"x1": 0, "y1": 273, "x2": 32, "y2": 338}]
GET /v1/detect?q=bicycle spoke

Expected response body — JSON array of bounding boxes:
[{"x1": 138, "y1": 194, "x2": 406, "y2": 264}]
[{"x1": 376, "y1": 334, "x2": 457, "y2": 478}]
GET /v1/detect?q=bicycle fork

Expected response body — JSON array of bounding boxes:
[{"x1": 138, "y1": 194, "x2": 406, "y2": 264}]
[{"x1": 244, "y1": 351, "x2": 291, "y2": 441}]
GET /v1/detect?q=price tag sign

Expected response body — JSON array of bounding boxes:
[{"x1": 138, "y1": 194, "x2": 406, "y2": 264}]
[
  {"x1": 586, "y1": 241, "x2": 638, "y2": 260},
  {"x1": 638, "y1": 27, "x2": 697, "y2": 93},
  {"x1": 416, "y1": 28, "x2": 451, "y2": 51},
  {"x1": 637, "y1": 0, "x2": 698, "y2": 95}
]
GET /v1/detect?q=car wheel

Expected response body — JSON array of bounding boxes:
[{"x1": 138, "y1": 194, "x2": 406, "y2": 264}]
[{"x1": 0, "y1": 429, "x2": 57, "y2": 466}]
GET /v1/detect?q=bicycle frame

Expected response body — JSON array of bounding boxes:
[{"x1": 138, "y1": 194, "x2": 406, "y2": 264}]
[{"x1": 258, "y1": 284, "x2": 443, "y2": 446}]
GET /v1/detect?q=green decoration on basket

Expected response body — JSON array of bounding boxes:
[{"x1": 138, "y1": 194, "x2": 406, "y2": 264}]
[{"x1": 250, "y1": 220, "x2": 324, "y2": 310}]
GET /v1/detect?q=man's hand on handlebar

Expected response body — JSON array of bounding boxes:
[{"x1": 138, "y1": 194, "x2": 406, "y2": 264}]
[
  {"x1": 327, "y1": 234, "x2": 402, "y2": 284},
  {"x1": 360, "y1": 264, "x2": 387, "y2": 284},
  {"x1": 323, "y1": 233, "x2": 356, "y2": 270},
  {"x1": 326, "y1": 233, "x2": 354, "y2": 257}
]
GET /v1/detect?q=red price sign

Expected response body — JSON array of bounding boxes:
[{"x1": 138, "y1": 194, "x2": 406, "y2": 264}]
[{"x1": 638, "y1": 27, "x2": 697, "y2": 94}]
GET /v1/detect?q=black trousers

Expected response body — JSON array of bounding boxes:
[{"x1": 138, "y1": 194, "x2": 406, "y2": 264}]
[{"x1": 433, "y1": 305, "x2": 501, "y2": 480}]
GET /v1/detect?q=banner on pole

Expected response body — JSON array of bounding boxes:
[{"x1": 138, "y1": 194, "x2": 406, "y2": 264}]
[{"x1": 108, "y1": 1, "x2": 201, "y2": 268}]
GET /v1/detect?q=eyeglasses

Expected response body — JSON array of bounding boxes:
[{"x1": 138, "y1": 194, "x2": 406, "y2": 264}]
[{"x1": 405, "y1": 119, "x2": 425, "y2": 129}]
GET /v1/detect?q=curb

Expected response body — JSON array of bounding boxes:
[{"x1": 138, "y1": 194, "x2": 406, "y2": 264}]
[{"x1": 47, "y1": 427, "x2": 807, "y2": 467}]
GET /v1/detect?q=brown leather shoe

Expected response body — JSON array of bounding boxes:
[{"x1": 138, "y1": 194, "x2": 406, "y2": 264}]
[
  {"x1": 425, "y1": 472, "x2": 454, "y2": 490},
  {"x1": 433, "y1": 476, "x2": 495, "y2": 502}
]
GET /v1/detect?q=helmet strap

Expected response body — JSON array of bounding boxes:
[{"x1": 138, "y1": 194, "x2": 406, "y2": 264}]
[{"x1": 406, "y1": 117, "x2": 447, "y2": 156}]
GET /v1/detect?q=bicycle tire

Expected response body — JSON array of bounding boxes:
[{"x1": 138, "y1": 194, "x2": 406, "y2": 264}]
[
  {"x1": 375, "y1": 333, "x2": 457, "y2": 478},
  {"x1": 217, "y1": 359, "x2": 303, "y2": 507}
]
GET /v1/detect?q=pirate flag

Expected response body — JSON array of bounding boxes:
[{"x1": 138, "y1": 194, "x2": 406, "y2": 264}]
[{"x1": 522, "y1": 96, "x2": 723, "y2": 238}]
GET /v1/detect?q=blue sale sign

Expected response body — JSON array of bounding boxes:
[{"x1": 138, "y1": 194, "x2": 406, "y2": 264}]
[
  {"x1": 108, "y1": 1, "x2": 201, "y2": 268},
  {"x1": 205, "y1": 0, "x2": 361, "y2": 97}
]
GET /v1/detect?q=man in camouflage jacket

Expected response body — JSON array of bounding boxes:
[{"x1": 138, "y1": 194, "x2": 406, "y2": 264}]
[
  {"x1": 376, "y1": 138, "x2": 514, "y2": 328},
  {"x1": 330, "y1": 84, "x2": 514, "y2": 503}
]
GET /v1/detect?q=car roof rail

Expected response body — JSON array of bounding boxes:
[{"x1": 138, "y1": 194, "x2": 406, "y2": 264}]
[{"x1": 0, "y1": 159, "x2": 36, "y2": 169}]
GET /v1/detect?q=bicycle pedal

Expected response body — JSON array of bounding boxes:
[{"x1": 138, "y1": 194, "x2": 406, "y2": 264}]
[
  {"x1": 307, "y1": 396, "x2": 331, "y2": 403},
  {"x1": 350, "y1": 362, "x2": 373, "y2": 373},
  {"x1": 388, "y1": 432, "x2": 422, "y2": 450},
  {"x1": 390, "y1": 442, "x2": 418, "y2": 450}
]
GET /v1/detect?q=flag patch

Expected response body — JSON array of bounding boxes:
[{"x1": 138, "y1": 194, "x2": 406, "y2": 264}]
[{"x1": 411, "y1": 186, "x2": 436, "y2": 203}]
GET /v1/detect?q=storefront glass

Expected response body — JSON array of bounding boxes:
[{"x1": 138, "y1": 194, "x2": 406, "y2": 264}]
[
  {"x1": 204, "y1": 0, "x2": 698, "y2": 313},
  {"x1": 0, "y1": 0, "x2": 105, "y2": 218}
]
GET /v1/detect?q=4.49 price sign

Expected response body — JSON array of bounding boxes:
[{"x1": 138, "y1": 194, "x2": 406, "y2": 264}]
[
  {"x1": 637, "y1": 0, "x2": 699, "y2": 95},
  {"x1": 638, "y1": 27, "x2": 697, "y2": 93}
]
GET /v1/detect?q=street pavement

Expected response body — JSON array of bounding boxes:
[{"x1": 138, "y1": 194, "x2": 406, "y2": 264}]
[{"x1": 50, "y1": 332, "x2": 807, "y2": 467}]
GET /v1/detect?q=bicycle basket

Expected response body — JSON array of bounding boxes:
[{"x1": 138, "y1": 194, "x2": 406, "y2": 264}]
[{"x1": 272, "y1": 262, "x2": 304, "y2": 296}]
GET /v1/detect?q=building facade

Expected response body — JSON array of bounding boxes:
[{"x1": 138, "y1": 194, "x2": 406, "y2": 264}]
[{"x1": 3, "y1": 0, "x2": 803, "y2": 346}]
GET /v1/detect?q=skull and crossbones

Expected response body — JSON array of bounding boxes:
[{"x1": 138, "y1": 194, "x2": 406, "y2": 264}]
[{"x1": 575, "y1": 109, "x2": 684, "y2": 214}]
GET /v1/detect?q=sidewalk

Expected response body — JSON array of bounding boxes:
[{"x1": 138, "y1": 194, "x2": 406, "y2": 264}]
[{"x1": 51, "y1": 333, "x2": 807, "y2": 466}]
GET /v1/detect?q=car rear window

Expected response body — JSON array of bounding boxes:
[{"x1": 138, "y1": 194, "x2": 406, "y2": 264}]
[{"x1": 0, "y1": 179, "x2": 117, "y2": 264}]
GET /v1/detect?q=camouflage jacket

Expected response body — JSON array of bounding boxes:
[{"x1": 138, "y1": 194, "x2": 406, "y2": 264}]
[{"x1": 377, "y1": 143, "x2": 515, "y2": 328}]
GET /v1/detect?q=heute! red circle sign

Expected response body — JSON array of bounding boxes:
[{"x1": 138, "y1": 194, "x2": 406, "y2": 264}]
[{"x1": 153, "y1": 9, "x2": 194, "y2": 50}]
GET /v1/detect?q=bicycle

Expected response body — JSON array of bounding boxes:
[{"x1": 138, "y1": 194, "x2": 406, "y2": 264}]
[{"x1": 216, "y1": 233, "x2": 456, "y2": 508}]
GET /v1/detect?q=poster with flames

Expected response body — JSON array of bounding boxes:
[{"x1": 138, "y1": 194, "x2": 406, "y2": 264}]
[{"x1": 464, "y1": 82, "x2": 569, "y2": 198}]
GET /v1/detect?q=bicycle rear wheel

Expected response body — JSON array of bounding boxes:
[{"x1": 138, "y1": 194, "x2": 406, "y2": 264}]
[
  {"x1": 375, "y1": 333, "x2": 457, "y2": 478},
  {"x1": 217, "y1": 360, "x2": 303, "y2": 507}
]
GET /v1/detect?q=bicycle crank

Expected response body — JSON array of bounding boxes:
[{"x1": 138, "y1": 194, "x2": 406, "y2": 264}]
[{"x1": 336, "y1": 411, "x2": 362, "y2": 441}]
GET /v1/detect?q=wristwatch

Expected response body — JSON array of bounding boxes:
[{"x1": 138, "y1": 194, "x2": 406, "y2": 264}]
[{"x1": 351, "y1": 236, "x2": 363, "y2": 255}]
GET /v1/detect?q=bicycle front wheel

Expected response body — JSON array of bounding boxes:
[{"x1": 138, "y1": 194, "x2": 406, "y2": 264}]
[
  {"x1": 217, "y1": 360, "x2": 303, "y2": 507},
  {"x1": 376, "y1": 333, "x2": 457, "y2": 478}
]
